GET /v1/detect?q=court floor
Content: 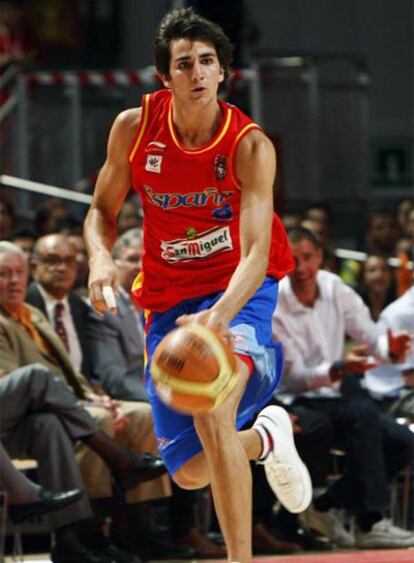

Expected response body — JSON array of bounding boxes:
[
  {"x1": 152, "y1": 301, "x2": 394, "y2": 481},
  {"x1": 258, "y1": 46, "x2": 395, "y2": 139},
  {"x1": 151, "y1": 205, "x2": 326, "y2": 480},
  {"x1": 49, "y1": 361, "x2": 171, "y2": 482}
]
[{"x1": 5, "y1": 548, "x2": 414, "y2": 562}]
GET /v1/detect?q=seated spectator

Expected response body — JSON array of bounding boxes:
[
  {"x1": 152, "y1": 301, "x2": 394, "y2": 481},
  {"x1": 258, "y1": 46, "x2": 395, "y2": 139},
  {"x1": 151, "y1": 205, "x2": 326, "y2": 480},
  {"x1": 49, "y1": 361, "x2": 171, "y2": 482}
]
[
  {"x1": 272, "y1": 227, "x2": 414, "y2": 549},
  {"x1": 281, "y1": 210, "x2": 301, "y2": 231},
  {"x1": 0, "y1": 241, "x2": 170, "y2": 561},
  {"x1": 86, "y1": 228, "x2": 225, "y2": 558},
  {"x1": 0, "y1": 364, "x2": 163, "y2": 563},
  {"x1": 117, "y1": 196, "x2": 143, "y2": 235},
  {"x1": 300, "y1": 217, "x2": 336, "y2": 273},
  {"x1": 302, "y1": 203, "x2": 333, "y2": 228},
  {"x1": 365, "y1": 283, "x2": 414, "y2": 418},
  {"x1": 365, "y1": 209, "x2": 399, "y2": 256},
  {"x1": 0, "y1": 440, "x2": 82, "y2": 524},
  {"x1": 357, "y1": 255, "x2": 397, "y2": 321},
  {"x1": 86, "y1": 228, "x2": 147, "y2": 401},
  {"x1": 0, "y1": 198, "x2": 16, "y2": 239},
  {"x1": 33, "y1": 199, "x2": 71, "y2": 237},
  {"x1": 395, "y1": 197, "x2": 414, "y2": 239},
  {"x1": 6, "y1": 227, "x2": 37, "y2": 261}
]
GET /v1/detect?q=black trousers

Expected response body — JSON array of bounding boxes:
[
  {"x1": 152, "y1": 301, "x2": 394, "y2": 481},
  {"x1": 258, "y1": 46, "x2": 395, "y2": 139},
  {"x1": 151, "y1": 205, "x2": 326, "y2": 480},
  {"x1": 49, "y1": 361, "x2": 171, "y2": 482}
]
[{"x1": 293, "y1": 395, "x2": 414, "y2": 516}]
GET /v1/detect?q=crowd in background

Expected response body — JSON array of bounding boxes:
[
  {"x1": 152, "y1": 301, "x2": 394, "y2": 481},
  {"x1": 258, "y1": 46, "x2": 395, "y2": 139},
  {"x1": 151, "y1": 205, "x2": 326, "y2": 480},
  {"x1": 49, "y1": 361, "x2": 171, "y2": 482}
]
[{"x1": 0, "y1": 192, "x2": 413, "y2": 560}]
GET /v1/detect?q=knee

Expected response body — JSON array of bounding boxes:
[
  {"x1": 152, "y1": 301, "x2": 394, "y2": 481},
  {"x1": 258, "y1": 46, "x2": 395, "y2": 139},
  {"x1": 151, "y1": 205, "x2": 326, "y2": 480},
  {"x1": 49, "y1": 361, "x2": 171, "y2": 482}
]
[
  {"x1": 33, "y1": 412, "x2": 64, "y2": 433},
  {"x1": 11, "y1": 363, "x2": 52, "y2": 385},
  {"x1": 172, "y1": 454, "x2": 210, "y2": 490}
]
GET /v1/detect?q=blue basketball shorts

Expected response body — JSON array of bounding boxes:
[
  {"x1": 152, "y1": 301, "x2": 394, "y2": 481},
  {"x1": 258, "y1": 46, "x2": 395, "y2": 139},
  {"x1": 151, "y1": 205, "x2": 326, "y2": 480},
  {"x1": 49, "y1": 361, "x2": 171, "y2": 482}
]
[{"x1": 144, "y1": 276, "x2": 284, "y2": 475}]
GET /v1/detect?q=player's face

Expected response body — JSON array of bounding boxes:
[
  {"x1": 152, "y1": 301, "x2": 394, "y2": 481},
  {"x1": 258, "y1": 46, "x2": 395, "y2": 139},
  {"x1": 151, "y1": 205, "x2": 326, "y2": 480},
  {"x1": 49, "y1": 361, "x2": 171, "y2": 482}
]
[
  {"x1": 289, "y1": 239, "x2": 322, "y2": 290},
  {"x1": 163, "y1": 39, "x2": 224, "y2": 104}
]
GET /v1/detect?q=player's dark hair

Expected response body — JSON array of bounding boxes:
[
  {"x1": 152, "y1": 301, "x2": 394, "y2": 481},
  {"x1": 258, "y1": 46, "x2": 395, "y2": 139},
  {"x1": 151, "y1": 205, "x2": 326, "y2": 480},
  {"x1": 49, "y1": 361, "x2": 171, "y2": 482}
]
[
  {"x1": 154, "y1": 7, "x2": 233, "y2": 91},
  {"x1": 287, "y1": 226, "x2": 322, "y2": 249}
]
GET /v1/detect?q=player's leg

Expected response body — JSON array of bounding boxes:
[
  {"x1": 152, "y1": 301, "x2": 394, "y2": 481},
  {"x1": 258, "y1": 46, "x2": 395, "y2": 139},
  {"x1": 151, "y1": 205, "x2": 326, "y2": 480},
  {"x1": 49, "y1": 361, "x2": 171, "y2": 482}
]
[{"x1": 191, "y1": 361, "x2": 253, "y2": 562}]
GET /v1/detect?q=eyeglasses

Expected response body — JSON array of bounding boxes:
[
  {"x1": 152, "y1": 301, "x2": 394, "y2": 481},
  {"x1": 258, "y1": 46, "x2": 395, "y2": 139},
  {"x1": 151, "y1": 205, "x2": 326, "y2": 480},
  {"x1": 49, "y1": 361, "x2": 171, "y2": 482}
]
[{"x1": 37, "y1": 254, "x2": 77, "y2": 267}]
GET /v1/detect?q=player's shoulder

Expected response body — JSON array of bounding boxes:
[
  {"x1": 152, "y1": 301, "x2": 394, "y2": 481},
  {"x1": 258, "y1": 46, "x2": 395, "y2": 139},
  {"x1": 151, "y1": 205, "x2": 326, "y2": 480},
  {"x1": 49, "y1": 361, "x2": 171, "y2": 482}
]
[
  {"x1": 236, "y1": 127, "x2": 275, "y2": 162},
  {"x1": 114, "y1": 107, "x2": 142, "y2": 132},
  {"x1": 109, "y1": 107, "x2": 143, "y2": 146}
]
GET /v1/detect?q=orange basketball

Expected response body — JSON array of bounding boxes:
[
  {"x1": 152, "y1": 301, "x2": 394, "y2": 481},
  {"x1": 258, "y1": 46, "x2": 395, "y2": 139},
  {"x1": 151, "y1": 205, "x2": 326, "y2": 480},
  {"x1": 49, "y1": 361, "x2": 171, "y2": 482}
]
[{"x1": 151, "y1": 323, "x2": 238, "y2": 415}]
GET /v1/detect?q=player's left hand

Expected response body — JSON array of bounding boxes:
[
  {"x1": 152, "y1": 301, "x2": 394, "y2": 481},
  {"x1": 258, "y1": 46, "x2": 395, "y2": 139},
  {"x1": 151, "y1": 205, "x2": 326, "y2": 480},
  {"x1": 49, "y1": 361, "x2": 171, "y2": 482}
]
[
  {"x1": 176, "y1": 309, "x2": 232, "y2": 341},
  {"x1": 387, "y1": 328, "x2": 412, "y2": 363}
]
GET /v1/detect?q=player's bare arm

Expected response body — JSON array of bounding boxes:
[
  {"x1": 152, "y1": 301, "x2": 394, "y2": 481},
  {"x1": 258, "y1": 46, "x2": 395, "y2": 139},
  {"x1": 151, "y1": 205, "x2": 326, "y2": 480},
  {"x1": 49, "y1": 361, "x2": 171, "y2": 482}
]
[
  {"x1": 178, "y1": 129, "x2": 276, "y2": 329},
  {"x1": 84, "y1": 108, "x2": 142, "y2": 314}
]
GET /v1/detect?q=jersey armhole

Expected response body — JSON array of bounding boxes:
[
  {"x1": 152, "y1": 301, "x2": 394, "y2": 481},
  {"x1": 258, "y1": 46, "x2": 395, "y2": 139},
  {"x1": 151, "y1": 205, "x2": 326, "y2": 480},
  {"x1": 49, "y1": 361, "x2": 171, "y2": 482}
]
[
  {"x1": 229, "y1": 123, "x2": 263, "y2": 189},
  {"x1": 128, "y1": 94, "x2": 151, "y2": 163}
]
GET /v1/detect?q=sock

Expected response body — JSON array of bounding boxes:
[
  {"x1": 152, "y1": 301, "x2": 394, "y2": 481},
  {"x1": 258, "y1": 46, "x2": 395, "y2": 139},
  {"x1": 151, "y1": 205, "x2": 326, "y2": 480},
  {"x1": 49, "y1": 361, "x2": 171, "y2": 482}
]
[
  {"x1": 83, "y1": 430, "x2": 130, "y2": 471},
  {"x1": 0, "y1": 442, "x2": 40, "y2": 504},
  {"x1": 254, "y1": 424, "x2": 274, "y2": 461}
]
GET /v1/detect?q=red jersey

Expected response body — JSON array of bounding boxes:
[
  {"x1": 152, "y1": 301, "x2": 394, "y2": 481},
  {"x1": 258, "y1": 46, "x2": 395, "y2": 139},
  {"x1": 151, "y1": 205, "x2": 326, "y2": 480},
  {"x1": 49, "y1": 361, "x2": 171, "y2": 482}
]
[{"x1": 129, "y1": 89, "x2": 293, "y2": 312}]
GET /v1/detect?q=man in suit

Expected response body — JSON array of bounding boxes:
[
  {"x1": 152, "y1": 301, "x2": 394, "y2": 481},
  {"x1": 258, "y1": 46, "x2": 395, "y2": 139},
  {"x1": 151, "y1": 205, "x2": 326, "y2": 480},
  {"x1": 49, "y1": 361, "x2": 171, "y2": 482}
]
[
  {"x1": 85, "y1": 228, "x2": 147, "y2": 401},
  {"x1": 0, "y1": 240, "x2": 170, "y2": 561}
]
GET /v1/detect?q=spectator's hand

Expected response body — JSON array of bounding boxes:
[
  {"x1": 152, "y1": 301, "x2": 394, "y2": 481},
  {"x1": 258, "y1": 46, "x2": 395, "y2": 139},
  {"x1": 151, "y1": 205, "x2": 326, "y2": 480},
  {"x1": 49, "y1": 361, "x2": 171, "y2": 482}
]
[
  {"x1": 91, "y1": 383, "x2": 107, "y2": 396},
  {"x1": 343, "y1": 344, "x2": 379, "y2": 372},
  {"x1": 330, "y1": 345, "x2": 379, "y2": 382},
  {"x1": 87, "y1": 394, "x2": 130, "y2": 432},
  {"x1": 388, "y1": 329, "x2": 412, "y2": 363}
]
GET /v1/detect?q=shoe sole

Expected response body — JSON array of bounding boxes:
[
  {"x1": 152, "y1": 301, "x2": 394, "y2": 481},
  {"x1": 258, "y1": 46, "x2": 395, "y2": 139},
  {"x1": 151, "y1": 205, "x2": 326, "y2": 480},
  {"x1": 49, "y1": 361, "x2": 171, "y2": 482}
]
[{"x1": 260, "y1": 406, "x2": 312, "y2": 513}]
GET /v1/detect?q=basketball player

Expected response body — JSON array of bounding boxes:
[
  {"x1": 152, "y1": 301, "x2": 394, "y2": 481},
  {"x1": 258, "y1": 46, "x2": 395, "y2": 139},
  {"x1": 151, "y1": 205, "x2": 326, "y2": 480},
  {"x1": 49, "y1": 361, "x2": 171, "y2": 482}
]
[{"x1": 84, "y1": 8, "x2": 311, "y2": 561}]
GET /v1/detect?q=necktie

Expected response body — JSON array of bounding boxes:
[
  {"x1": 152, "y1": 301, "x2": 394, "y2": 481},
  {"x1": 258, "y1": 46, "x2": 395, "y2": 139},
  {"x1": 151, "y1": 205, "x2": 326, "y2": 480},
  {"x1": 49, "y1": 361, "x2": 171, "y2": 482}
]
[
  {"x1": 16, "y1": 305, "x2": 53, "y2": 357},
  {"x1": 54, "y1": 302, "x2": 70, "y2": 351}
]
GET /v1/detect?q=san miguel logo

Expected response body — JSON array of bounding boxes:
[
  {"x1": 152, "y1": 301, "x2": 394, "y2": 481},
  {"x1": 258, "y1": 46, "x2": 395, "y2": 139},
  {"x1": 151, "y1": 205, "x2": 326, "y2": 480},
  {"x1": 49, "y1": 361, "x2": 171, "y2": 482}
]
[
  {"x1": 214, "y1": 154, "x2": 228, "y2": 180},
  {"x1": 161, "y1": 225, "x2": 233, "y2": 263}
]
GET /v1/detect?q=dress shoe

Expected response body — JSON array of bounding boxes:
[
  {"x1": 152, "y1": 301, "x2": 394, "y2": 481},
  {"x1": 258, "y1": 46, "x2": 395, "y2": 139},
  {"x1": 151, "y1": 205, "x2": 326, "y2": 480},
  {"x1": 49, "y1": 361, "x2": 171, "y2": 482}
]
[
  {"x1": 111, "y1": 451, "x2": 166, "y2": 494},
  {"x1": 252, "y1": 523, "x2": 301, "y2": 555},
  {"x1": 174, "y1": 528, "x2": 227, "y2": 558},
  {"x1": 126, "y1": 536, "x2": 196, "y2": 561},
  {"x1": 9, "y1": 488, "x2": 83, "y2": 524},
  {"x1": 51, "y1": 541, "x2": 114, "y2": 563},
  {"x1": 89, "y1": 537, "x2": 142, "y2": 562}
]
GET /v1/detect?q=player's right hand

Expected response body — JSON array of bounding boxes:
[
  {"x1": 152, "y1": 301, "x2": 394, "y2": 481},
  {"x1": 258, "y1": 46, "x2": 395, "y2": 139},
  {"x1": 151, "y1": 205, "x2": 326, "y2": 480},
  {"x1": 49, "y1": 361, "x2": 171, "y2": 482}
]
[{"x1": 88, "y1": 257, "x2": 119, "y2": 316}]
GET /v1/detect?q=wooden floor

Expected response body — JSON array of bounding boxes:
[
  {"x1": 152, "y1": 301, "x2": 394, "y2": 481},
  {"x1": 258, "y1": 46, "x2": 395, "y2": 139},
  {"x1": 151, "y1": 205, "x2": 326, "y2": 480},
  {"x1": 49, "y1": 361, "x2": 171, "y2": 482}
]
[{"x1": 5, "y1": 548, "x2": 414, "y2": 562}]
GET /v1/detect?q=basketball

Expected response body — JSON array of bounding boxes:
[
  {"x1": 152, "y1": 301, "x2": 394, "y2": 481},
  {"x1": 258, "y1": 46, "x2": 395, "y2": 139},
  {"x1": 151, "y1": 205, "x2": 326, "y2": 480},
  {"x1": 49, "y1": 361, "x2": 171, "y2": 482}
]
[{"x1": 151, "y1": 323, "x2": 238, "y2": 415}]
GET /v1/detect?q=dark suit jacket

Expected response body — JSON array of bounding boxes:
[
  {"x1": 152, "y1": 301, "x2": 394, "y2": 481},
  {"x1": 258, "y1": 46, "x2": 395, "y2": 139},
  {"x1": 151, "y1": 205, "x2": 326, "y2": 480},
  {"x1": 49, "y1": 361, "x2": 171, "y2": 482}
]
[
  {"x1": 86, "y1": 290, "x2": 148, "y2": 402},
  {"x1": 26, "y1": 282, "x2": 93, "y2": 378}
]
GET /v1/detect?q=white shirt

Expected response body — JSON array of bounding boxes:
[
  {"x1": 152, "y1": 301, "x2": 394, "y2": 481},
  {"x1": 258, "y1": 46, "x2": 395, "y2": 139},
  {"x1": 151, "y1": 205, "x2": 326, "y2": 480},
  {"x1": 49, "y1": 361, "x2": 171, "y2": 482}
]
[
  {"x1": 273, "y1": 270, "x2": 388, "y2": 402},
  {"x1": 364, "y1": 287, "x2": 414, "y2": 397},
  {"x1": 37, "y1": 284, "x2": 83, "y2": 372}
]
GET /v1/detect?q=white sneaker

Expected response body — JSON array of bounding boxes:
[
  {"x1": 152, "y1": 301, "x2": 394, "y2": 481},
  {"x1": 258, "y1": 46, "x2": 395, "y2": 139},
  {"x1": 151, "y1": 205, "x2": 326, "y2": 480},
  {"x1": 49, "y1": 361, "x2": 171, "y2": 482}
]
[
  {"x1": 302, "y1": 505, "x2": 355, "y2": 547},
  {"x1": 356, "y1": 518, "x2": 414, "y2": 548},
  {"x1": 254, "y1": 406, "x2": 312, "y2": 513}
]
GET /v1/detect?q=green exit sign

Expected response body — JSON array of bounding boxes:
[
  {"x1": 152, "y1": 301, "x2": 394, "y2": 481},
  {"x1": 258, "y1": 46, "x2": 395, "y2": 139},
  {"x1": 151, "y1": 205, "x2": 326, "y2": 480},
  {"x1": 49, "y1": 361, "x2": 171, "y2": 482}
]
[{"x1": 372, "y1": 137, "x2": 413, "y2": 187}]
